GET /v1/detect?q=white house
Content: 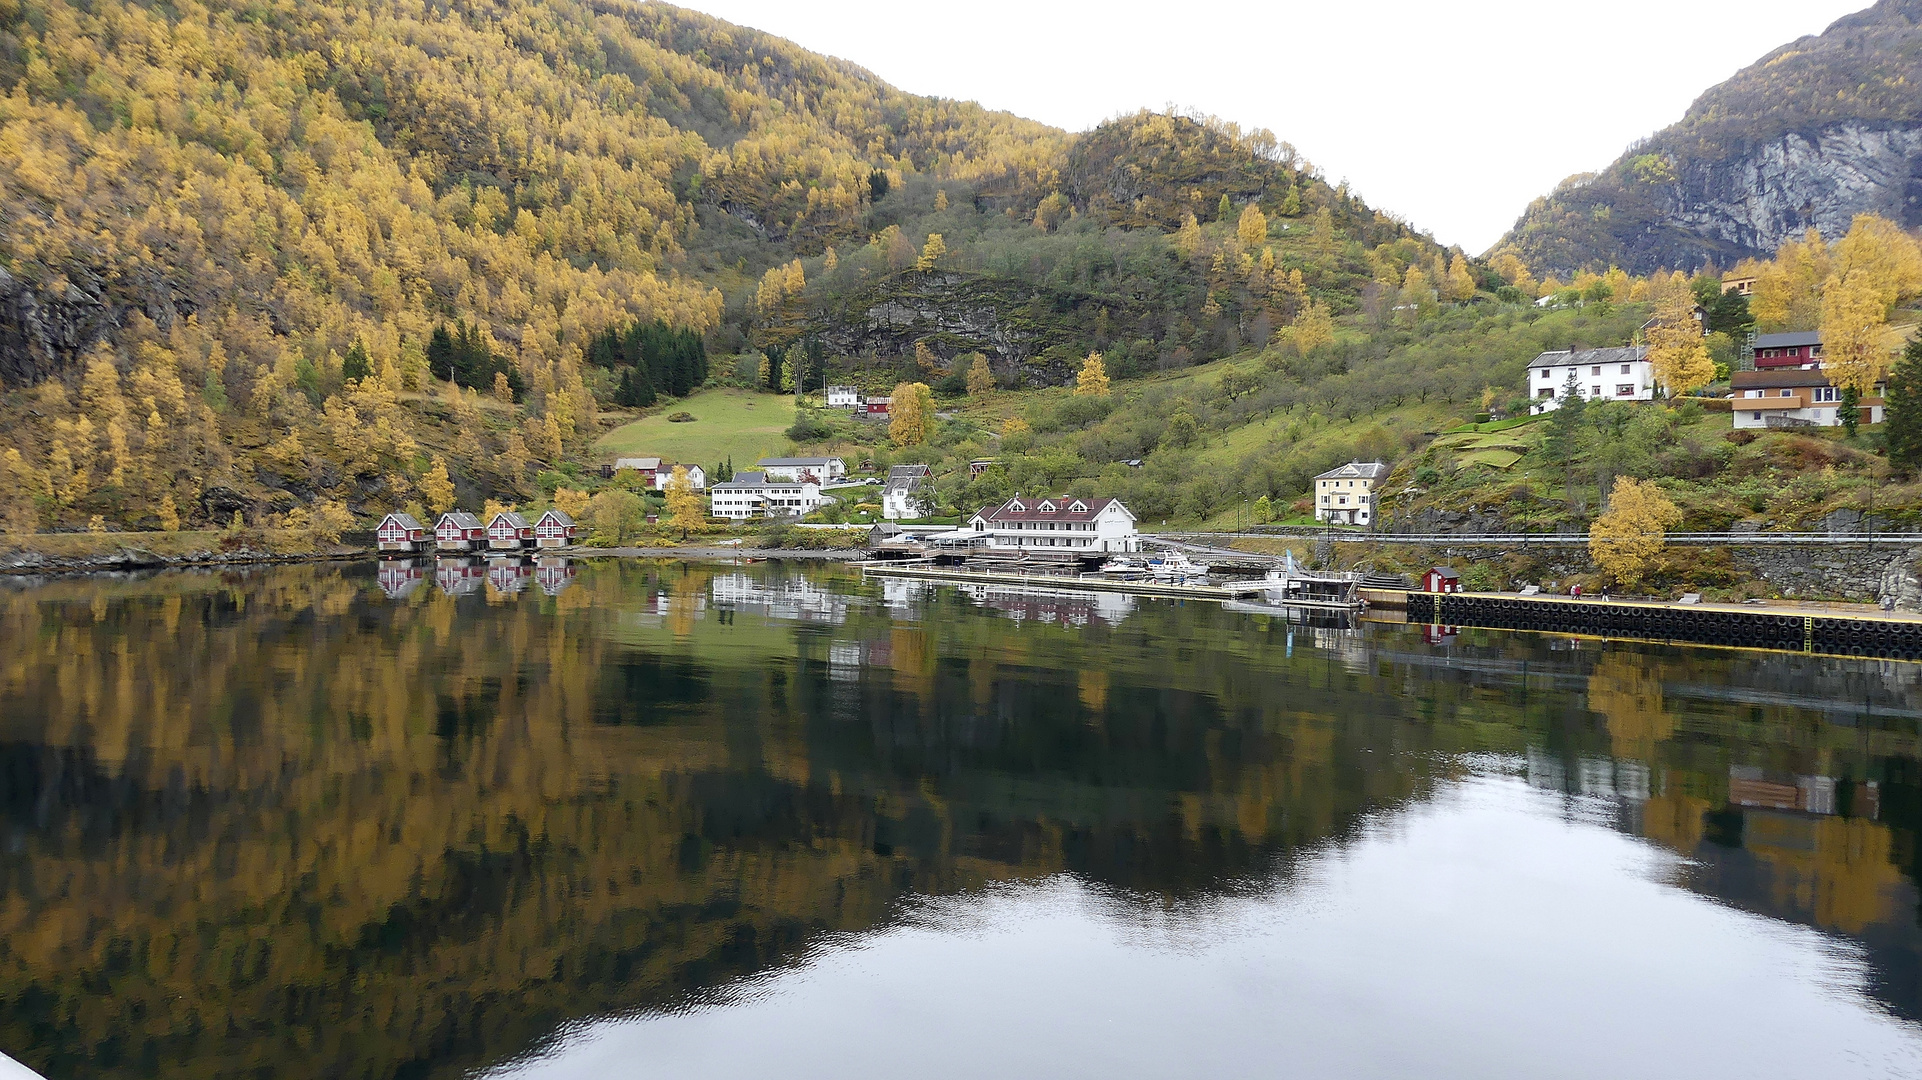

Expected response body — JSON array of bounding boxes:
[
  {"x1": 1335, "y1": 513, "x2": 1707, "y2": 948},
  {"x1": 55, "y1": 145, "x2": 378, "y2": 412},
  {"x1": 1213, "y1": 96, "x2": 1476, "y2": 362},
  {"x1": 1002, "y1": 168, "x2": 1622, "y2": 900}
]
[
  {"x1": 1731, "y1": 369, "x2": 1885, "y2": 429},
  {"x1": 709, "y1": 471, "x2": 834, "y2": 519},
  {"x1": 966, "y1": 496, "x2": 1140, "y2": 553},
  {"x1": 882, "y1": 464, "x2": 934, "y2": 520},
  {"x1": 756, "y1": 456, "x2": 847, "y2": 484},
  {"x1": 826, "y1": 385, "x2": 862, "y2": 410},
  {"x1": 649, "y1": 463, "x2": 707, "y2": 491},
  {"x1": 1313, "y1": 462, "x2": 1389, "y2": 526},
  {"x1": 1528, "y1": 346, "x2": 1655, "y2": 414}
]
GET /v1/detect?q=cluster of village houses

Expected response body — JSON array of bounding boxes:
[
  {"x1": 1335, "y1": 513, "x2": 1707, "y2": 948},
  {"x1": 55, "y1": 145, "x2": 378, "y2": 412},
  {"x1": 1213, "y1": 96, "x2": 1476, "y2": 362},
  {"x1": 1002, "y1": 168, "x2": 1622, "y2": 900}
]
[{"x1": 1527, "y1": 275, "x2": 1885, "y2": 429}]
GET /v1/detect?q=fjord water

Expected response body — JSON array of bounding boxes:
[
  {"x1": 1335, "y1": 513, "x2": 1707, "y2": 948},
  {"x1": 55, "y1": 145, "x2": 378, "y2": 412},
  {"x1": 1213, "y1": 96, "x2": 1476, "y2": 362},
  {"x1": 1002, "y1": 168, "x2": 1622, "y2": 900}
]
[{"x1": 1, "y1": 562, "x2": 1920, "y2": 1080}]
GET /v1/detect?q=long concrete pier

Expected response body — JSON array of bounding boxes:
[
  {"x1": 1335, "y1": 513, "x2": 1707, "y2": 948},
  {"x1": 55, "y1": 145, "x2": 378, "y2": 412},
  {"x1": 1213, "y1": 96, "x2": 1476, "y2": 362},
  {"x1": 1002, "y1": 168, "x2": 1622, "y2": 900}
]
[{"x1": 859, "y1": 562, "x2": 1318, "y2": 603}]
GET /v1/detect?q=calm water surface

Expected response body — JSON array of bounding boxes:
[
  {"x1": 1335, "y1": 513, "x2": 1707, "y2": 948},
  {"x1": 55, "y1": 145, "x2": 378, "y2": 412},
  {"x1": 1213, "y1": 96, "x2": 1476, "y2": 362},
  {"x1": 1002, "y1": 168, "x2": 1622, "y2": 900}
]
[{"x1": 2, "y1": 560, "x2": 1921, "y2": 1079}]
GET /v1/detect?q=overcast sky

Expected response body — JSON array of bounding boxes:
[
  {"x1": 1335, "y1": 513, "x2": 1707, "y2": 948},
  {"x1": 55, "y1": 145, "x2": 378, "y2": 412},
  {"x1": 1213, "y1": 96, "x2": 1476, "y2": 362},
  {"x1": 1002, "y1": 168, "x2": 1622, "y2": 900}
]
[{"x1": 684, "y1": 0, "x2": 1871, "y2": 254}]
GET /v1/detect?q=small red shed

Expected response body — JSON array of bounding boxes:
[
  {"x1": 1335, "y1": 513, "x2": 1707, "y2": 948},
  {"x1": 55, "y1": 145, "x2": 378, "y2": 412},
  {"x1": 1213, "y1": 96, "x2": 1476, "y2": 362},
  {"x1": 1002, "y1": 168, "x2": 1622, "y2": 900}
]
[{"x1": 1422, "y1": 567, "x2": 1462, "y2": 594}]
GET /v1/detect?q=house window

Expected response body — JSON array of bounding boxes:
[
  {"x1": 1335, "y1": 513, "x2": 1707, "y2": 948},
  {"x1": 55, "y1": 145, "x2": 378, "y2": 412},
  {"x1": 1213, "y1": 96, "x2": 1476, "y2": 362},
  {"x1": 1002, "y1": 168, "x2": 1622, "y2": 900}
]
[
  {"x1": 1616, "y1": 384, "x2": 1634, "y2": 396},
  {"x1": 1591, "y1": 386, "x2": 1602, "y2": 398},
  {"x1": 1814, "y1": 387, "x2": 1838, "y2": 403},
  {"x1": 1591, "y1": 366, "x2": 1601, "y2": 376},
  {"x1": 1781, "y1": 389, "x2": 1794, "y2": 397},
  {"x1": 1752, "y1": 412, "x2": 1763, "y2": 421},
  {"x1": 1620, "y1": 364, "x2": 1631, "y2": 374},
  {"x1": 1538, "y1": 388, "x2": 1553, "y2": 398}
]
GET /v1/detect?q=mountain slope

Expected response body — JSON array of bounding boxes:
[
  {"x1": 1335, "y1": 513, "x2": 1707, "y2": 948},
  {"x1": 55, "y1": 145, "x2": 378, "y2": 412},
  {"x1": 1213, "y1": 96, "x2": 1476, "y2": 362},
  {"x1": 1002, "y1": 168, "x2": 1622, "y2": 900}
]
[{"x1": 1497, "y1": 0, "x2": 1922, "y2": 275}]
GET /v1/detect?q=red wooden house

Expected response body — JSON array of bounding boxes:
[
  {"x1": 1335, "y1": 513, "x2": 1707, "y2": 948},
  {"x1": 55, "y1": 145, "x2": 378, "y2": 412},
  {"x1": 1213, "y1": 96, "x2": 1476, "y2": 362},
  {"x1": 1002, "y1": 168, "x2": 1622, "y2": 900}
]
[
  {"x1": 375, "y1": 512, "x2": 429, "y2": 554},
  {"x1": 486, "y1": 511, "x2": 534, "y2": 551},
  {"x1": 534, "y1": 510, "x2": 578, "y2": 548},
  {"x1": 1422, "y1": 567, "x2": 1462, "y2": 594},
  {"x1": 434, "y1": 512, "x2": 485, "y2": 551}
]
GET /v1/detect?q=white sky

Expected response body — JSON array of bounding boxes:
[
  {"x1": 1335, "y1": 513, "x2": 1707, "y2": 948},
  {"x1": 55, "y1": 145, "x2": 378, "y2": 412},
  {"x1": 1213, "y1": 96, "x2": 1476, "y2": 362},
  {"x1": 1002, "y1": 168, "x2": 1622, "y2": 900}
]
[{"x1": 683, "y1": 0, "x2": 1872, "y2": 254}]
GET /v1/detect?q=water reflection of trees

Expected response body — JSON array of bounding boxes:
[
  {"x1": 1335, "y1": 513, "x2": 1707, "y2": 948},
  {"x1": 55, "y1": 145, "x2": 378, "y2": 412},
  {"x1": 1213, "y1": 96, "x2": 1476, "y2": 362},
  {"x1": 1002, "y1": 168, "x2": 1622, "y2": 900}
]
[{"x1": 0, "y1": 565, "x2": 1919, "y2": 1077}]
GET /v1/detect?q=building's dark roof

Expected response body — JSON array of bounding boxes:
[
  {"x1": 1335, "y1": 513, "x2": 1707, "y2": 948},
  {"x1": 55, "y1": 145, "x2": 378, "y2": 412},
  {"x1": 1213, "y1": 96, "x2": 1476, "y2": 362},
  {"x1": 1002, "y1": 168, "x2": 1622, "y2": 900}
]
[
  {"x1": 974, "y1": 496, "x2": 1130, "y2": 524},
  {"x1": 1527, "y1": 346, "x2": 1647, "y2": 370},
  {"x1": 1429, "y1": 566, "x2": 1461, "y2": 580},
  {"x1": 1732, "y1": 369, "x2": 1839, "y2": 389},
  {"x1": 715, "y1": 471, "x2": 769, "y2": 488},
  {"x1": 538, "y1": 510, "x2": 576, "y2": 527},
  {"x1": 1754, "y1": 331, "x2": 1822, "y2": 349},
  {"x1": 490, "y1": 511, "x2": 531, "y2": 529},
  {"x1": 1314, "y1": 461, "x2": 1389, "y2": 481},
  {"x1": 438, "y1": 512, "x2": 483, "y2": 529},
  {"x1": 757, "y1": 457, "x2": 843, "y2": 467},
  {"x1": 381, "y1": 512, "x2": 424, "y2": 531}
]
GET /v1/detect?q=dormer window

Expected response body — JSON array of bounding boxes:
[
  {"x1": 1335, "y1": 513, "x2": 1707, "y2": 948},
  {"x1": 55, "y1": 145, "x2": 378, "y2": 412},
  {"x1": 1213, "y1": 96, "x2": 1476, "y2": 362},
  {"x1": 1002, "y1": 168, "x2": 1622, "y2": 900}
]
[
  {"x1": 1040, "y1": 501, "x2": 1056, "y2": 513},
  {"x1": 1008, "y1": 499, "x2": 1025, "y2": 512},
  {"x1": 1069, "y1": 500, "x2": 1087, "y2": 512}
]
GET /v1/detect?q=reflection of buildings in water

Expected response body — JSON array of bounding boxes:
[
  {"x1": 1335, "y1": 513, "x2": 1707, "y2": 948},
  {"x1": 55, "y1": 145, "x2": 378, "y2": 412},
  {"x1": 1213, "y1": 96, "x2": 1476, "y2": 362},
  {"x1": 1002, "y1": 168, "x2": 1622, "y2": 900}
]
[
  {"x1": 1421, "y1": 624, "x2": 1459, "y2": 646},
  {"x1": 487, "y1": 557, "x2": 533, "y2": 596},
  {"x1": 710, "y1": 573, "x2": 851, "y2": 624},
  {"x1": 1309, "y1": 624, "x2": 1369, "y2": 674},
  {"x1": 959, "y1": 583, "x2": 1136, "y2": 628},
  {"x1": 1728, "y1": 766, "x2": 1878, "y2": 819},
  {"x1": 434, "y1": 557, "x2": 486, "y2": 596},
  {"x1": 879, "y1": 578, "x2": 935, "y2": 615},
  {"x1": 828, "y1": 638, "x2": 896, "y2": 682},
  {"x1": 534, "y1": 557, "x2": 577, "y2": 596},
  {"x1": 377, "y1": 560, "x2": 427, "y2": 600}
]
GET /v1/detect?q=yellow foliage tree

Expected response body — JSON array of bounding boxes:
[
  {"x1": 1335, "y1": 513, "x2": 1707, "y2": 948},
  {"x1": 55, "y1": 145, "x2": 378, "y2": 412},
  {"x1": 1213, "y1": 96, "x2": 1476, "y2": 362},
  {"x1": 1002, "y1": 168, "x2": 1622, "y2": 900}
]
[
  {"x1": 1820, "y1": 266, "x2": 1893, "y2": 398},
  {"x1": 156, "y1": 494, "x2": 181, "y2": 532},
  {"x1": 1293, "y1": 301, "x2": 1335, "y2": 352},
  {"x1": 1311, "y1": 207, "x2": 1337, "y2": 258},
  {"x1": 665, "y1": 465, "x2": 705, "y2": 536},
  {"x1": 1001, "y1": 416, "x2": 1031, "y2": 437},
  {"x1": 421, "y1": 457, "x2": 457, "y2": 515},
  {"x1": 1646, "y1": 274, "x2": 1715, "y2": 396},
  {"x1": 1830, "y1": 214, "x2": 1922, "y2": 317},
  {"x1": 1752, "y1": 228, "x2": 1830, "y2": 331},
  {"x1": 888, "y1": 382, "x2": 934, "y2": 447},
  {"x1": 1075, "y1": 353, "x2": 1111, "y2": 397},
  {"x1": 934, "y1": 189, "x2": 949, "y2": 212},
  {"x1": 966, "y1": 353, "x2": 994, "y2": 396},
  {"x1": 1236, "y1": 203, "x2": 1268, "y2": 248},
  {"x1": 1174, "y1": 212, "x2": 1203, "y2": 258},
  {"x1": 1589, "y1": 477, "x2": 1683, "y2": 588},
  {"x1": 1444, "y1": 254, "x2": 1478, "y2": 303},
  {"x1": 553, "y1": 487, "x2": 591, "y2": 520},
  {"x1": 915, "y1": 233, "x2": 946, "y2": 271},
  {"x1": 492, "y1": 371, "x2": 514, "y2": 404}
]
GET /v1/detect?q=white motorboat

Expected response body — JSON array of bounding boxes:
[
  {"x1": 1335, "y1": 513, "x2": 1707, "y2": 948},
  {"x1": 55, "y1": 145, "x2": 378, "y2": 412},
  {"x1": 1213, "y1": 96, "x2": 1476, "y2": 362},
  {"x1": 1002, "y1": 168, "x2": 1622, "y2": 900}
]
[{"x1": 1146, "y1": 553, "x2": 1208, "y2": 581}]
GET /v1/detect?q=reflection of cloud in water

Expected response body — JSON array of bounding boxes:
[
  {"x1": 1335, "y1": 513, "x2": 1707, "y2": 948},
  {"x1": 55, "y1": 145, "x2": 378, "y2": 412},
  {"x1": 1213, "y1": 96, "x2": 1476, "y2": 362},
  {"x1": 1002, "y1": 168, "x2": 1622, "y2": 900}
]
[{"x1": 487, "y1": 774, "x2": 1922, "y2": 1080}]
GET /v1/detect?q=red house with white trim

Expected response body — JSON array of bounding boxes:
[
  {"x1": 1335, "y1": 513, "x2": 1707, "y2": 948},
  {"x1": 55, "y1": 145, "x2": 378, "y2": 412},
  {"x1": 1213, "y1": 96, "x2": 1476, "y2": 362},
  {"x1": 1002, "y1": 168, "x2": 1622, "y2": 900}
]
[
  {"x1": 534, "y1": 510, "x2": 578, "y2": 548},
  {"x1": 487, "y1": 511, "x2": 534, "y2": 551},
  {"x1": 376, "y1": 512, "x2": 429, "y2": 553},
  {"x1": 1422, "y1": 567, "x2": 1462, "y2": 593},
  {"x1": 435, "y1": 512, "x2": 485, "y2": 551}
]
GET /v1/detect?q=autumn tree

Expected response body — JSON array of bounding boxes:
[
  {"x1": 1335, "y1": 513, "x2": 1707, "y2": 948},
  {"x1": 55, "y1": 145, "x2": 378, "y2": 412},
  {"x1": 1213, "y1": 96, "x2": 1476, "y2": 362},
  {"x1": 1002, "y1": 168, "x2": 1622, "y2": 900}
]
[
  {"x1": 965, "y1": 353, "x2": 994, "y2": 396},
  {"x1": 584, "y1": 489, "x2": 647, "y2": 546},
  {"x1": 665, "y1": 465, "x2": 704, "y2": 536},
  {"x1": 1646, "y1": 274, "x2": 1715, "y2": 396},
  {"x1": 1236, "y1": 204, "x2": 1268, "y2": 248},
  {"x1": 1293, "y1": 302, "x2": 1335, "y2": 352},
  {"x1": 1589, "y1": 477, "x2": 1683, "y2": 588},
  {"x1": 422, "y1": 457, "x2": 457, "y2": 515},
  {"x1": 888, "y1": 382, "x2": 934, "y2": 447},
  {"x1": 1820, "y1": 264, "x2": 1892, "y2": 400},
  {"x1": 1443, "y1": 254, "x2": 1477, "y2": 303},
  {"x1": 1075, "y1": 353, "x2": 1111, "y2": 397},
  {"x1": 915, "y1": 233, "x2": 946, "y2": 271},
  {"x1": 1752, "y1": 228, "x2": 1829, "y2": 331},
  {"x1": 553, "y1": 486, "x2": 592, "y2": 520}
]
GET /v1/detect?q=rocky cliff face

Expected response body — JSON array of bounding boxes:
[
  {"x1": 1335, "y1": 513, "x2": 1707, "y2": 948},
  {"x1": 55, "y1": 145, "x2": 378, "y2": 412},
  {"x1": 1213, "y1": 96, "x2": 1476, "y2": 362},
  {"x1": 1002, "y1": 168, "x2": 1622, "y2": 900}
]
[
  {"x1": 1664, "y1": 123, "x2": 1922, "y2": 255},
  {"x1": 0, "y1": 264, "x2": 195, "y2": 388}
]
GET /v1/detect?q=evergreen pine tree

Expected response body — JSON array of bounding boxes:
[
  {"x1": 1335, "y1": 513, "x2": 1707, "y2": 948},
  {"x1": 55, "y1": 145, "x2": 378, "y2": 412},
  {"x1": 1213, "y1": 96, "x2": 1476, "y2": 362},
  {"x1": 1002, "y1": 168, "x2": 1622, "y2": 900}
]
[
  {"x1": 342, "y1": 338, "x2": 371, "y2": 384},
  {"x1": 1885, "y1": 332, "x2": 1922, "y2": 470},
  {"x1": 427, "y1": 325, "x2": 456, "y2": 382}
]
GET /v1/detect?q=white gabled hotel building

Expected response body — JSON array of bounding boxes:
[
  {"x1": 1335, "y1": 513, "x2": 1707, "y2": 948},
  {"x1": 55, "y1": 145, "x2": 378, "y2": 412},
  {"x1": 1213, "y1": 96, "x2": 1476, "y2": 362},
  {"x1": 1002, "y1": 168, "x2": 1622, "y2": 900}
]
[
  {"x1": 708, "y1": 471, "x2": 834, "y2": 520},
  {"x1": 966, "y1": 496, "x2": 1140, "y2": 552}
]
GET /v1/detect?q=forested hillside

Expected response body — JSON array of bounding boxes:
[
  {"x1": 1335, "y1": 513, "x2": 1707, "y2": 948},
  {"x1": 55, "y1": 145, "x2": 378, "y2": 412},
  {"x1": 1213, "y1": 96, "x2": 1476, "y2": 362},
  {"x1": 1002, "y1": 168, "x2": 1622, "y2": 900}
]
[
  {"x1": 0, "y1": 0, "x2": 1472, "y2": 534},
  {"x1": 1498, "y1": 0, "x2": 1922, "y2": 275}
]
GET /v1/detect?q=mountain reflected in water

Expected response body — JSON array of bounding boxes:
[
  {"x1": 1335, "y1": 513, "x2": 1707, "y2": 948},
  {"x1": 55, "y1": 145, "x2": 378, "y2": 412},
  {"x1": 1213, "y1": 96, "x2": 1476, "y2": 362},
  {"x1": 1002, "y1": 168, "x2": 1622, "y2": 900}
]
[{"x1": 0, "y1": 561, "x2": 1919, "y2": 1079}]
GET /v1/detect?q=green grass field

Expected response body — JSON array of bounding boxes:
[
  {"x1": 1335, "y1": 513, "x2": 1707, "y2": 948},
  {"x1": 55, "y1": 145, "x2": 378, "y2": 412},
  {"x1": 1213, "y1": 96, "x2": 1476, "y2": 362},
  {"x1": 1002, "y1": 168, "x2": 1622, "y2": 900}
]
[{"x1": 594, "y1": 389, "x2": 801, "y2": 468}]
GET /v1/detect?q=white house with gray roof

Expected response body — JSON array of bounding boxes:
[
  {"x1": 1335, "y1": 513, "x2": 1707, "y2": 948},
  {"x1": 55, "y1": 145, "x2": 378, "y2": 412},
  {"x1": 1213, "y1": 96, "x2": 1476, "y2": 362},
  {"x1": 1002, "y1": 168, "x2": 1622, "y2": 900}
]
[
  {"x1": 755, "y1": 456, "x2": 847, "y2": 484},
  {"x1": 966, "y1": 496, "x2": 1139, "y2": 552},
  {"x1": 1314, "y1": 462, "x2": 1389, "y2": 526},
  {"x1": 1528, "y1": 346, "x2": 1654, "y2": 415}
]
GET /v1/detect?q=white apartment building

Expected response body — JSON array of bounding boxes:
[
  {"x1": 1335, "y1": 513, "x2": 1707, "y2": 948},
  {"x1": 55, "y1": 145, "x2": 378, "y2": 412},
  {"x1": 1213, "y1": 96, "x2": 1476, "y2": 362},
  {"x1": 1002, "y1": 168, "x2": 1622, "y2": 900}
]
[
  {"x1": 756, "y1": 456, "x2": 847, "y2": 484},
  {"x1": 881, "y1": 464, "x2": 933, "y2": 520},
  {"x1": 826, "y1": 385, "x2": 862, "y2": 409},
  {"x1": 966, "y1": 496, "x2": 1140, "y2": 553},
  {"x1": 1528, "y1": 346, "x2": 1656, "y2": 414},
  {"x1": 1314, "y1": 462, "x2": 1388, "y2": 526},
  {"x1": 708, "y1": 471, "x2": 834, "y2": 519}
]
